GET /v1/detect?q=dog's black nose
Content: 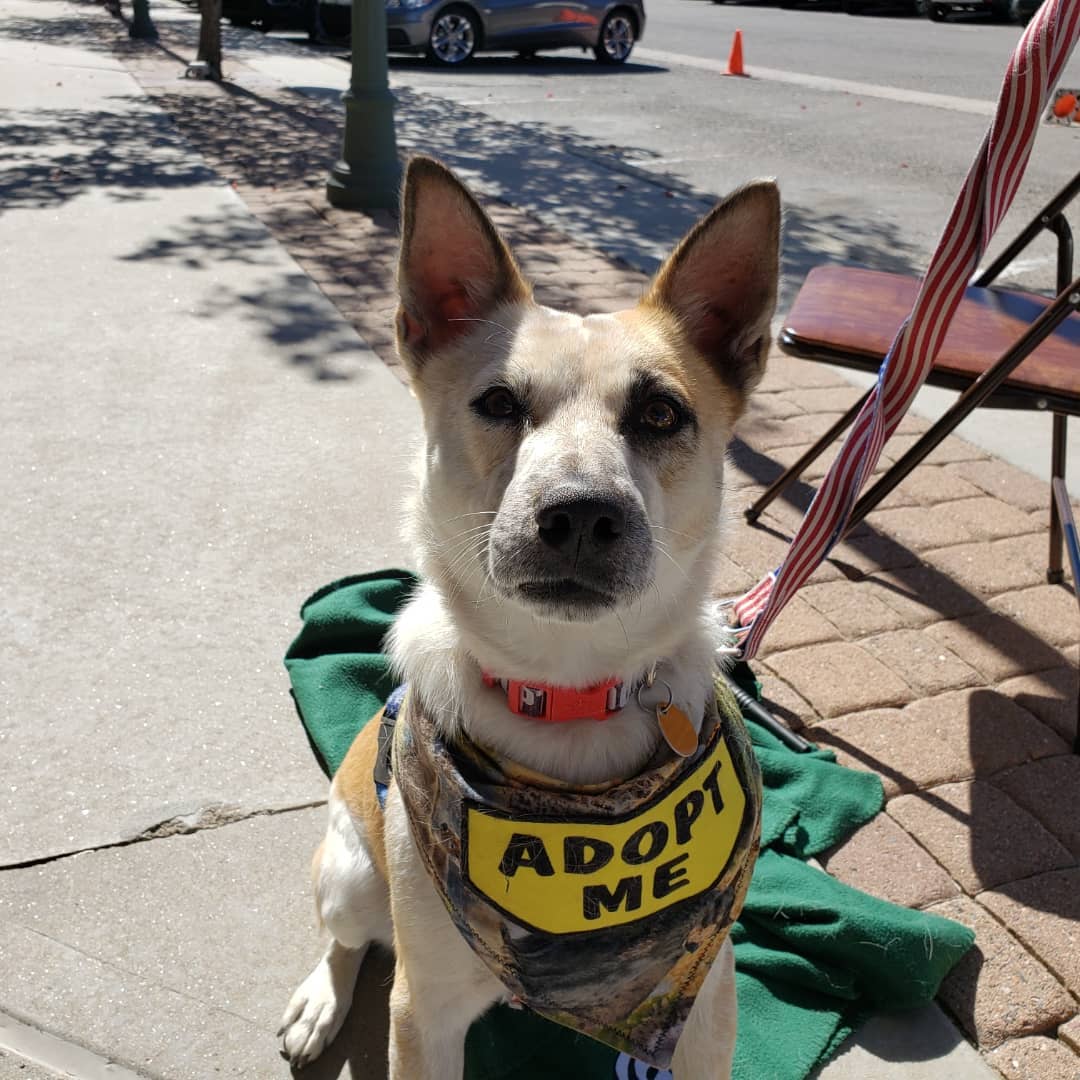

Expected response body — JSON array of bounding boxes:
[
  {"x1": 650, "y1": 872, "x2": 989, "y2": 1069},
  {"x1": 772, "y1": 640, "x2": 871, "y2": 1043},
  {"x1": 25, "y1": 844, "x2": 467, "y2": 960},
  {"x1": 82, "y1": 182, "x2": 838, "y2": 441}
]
[{"x1": 536, "y1": 498, "x2": 627, "y2": 551}]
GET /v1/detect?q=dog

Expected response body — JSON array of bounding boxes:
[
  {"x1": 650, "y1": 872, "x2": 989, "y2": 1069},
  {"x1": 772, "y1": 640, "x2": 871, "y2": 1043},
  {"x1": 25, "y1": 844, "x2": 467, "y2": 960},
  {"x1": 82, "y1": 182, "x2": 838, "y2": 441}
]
[{"x1": 280, "y1": 156, "x2": 779, "y2": 1078}]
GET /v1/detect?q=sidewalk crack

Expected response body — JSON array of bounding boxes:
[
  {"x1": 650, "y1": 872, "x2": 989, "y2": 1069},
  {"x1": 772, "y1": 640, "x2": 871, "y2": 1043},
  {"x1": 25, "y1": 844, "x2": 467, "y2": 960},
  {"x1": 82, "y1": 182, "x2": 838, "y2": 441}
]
[{"x1": 0, "y1": 799, "x2": 327, "y2": 872}]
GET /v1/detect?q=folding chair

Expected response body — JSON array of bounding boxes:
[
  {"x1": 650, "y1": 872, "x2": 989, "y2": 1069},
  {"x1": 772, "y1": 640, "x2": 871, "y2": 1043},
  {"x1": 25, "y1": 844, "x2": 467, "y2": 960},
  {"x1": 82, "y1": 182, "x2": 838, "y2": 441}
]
[
  {"x1": 749, "y1": 170, "x2": 1080, "y2": 580},
  {"x1": 745, "y1": 171, "x2": 1080, "y2": 751}
]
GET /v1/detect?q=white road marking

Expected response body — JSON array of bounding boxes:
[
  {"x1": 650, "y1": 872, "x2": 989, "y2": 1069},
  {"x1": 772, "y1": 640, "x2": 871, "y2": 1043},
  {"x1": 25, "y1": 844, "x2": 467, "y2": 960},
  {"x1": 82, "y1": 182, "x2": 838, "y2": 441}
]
[{"x1": 634, "y1": 47, "x2": 997, "y2": 117}]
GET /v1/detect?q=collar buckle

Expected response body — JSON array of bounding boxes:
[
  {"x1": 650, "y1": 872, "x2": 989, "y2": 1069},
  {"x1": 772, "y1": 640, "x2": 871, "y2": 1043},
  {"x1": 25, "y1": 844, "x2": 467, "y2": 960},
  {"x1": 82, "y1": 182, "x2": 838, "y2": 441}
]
[{"x1": 483, "y1": 673, "x2": 629, "y2": 723}]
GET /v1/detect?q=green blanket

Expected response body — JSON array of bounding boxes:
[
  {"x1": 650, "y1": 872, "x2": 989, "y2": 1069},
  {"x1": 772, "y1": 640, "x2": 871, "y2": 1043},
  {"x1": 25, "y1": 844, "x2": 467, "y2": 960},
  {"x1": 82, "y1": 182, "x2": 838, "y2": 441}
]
[{"x1": 285, "y1": 571, "x2": 974, "y2": 1080}]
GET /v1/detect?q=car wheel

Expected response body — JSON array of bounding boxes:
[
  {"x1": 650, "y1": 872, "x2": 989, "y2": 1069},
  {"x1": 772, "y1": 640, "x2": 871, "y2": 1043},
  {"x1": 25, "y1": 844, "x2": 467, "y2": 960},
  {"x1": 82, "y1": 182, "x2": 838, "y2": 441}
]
[
  {"x1": 913, "y1": 0, "x2": 930, "y2": 14},
  {"x1": 841, "y1": 0, "x2": 867, "y2": 12},
  {"x1": 594, "y1": 9, "x2": 635, "y2": 64},
  {"x1": 928, "y1": 3, "x2": 948, "y2": 18},
  {"x1": 1008, "y1": 0, "x2": 1031, "y2": 21},
  {"x1": 427, "y1": 6, "x2": 479, "y2": 66}
]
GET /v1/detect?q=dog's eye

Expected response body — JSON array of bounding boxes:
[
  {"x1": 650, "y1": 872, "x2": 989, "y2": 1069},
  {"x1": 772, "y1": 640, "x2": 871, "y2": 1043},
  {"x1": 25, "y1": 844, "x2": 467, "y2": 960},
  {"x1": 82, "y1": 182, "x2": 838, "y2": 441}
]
[
  {"x1": 473, "y1": 386, "x2": 521, "y2": 422},
  {"x1": 640, "y1": 398, "x2": 682, "y2": 433}
]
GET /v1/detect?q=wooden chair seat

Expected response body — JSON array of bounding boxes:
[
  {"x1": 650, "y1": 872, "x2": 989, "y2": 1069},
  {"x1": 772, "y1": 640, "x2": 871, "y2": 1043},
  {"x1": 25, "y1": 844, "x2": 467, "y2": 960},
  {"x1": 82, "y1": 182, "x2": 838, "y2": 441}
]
[{"x1": 780, "y1": 266, "x2": 1080, "y2": 413}]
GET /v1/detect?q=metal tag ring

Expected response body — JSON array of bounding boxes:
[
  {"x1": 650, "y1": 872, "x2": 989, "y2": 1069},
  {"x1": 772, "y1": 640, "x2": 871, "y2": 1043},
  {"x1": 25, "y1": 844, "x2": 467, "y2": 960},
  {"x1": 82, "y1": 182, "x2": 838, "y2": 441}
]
[{"x1": 636, "y1": 678, "x2": 673, "y2": 713}]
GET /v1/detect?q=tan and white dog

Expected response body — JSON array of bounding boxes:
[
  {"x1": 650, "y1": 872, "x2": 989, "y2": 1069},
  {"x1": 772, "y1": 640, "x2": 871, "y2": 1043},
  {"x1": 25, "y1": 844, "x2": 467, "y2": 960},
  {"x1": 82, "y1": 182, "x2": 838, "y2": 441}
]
[{"x1": 280, "y1": 157, "x2": 779, "y2": 1078}]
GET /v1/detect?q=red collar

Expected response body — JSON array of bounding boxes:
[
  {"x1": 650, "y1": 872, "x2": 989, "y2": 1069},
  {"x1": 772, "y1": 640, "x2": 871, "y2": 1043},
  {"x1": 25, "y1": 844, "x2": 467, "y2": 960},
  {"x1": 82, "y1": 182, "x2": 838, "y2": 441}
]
[{"x1": 482, "y1": 672, "x2": 631, "y2": 723}]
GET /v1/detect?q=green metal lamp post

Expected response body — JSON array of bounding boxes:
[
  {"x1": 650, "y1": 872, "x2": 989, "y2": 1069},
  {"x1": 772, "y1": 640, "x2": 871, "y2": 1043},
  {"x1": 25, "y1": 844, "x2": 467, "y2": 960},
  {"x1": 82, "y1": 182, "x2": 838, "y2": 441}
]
[
  {"x1": 326, "y1": 0, "x2": 402, "y2": 209},
  {"x1": 129, "y1": 0, "x2": 159, "y2": 38}
]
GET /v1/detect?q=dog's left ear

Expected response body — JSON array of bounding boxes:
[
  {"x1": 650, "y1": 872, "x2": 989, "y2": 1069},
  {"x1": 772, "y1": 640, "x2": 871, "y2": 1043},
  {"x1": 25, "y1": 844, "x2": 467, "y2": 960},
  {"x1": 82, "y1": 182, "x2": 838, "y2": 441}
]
[{"x1": 643, "y1": 180, "x2": 780, "y2": 396}]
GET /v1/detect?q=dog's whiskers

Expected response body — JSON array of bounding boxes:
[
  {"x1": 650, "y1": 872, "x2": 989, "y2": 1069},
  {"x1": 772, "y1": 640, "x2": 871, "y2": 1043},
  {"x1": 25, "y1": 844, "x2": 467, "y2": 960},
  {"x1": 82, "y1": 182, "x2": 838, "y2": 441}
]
[
  {"x1": 440, "y1": 511, "x2": 499, "y2": 525},
  {"x1": 447, "y1": 316, "x2": 514, "y2": 339},
  {"x1": 654, "y1": 541, "x2": 691, "y2": 585},
  {"x1": 436, "y1": 527, "x2": 494, "y2": 569},
  {"x1": 443, "y1": 536, "x2": 490, "y2": 596},
  {"x1": 475, "y1": 540, "x2": 530, "y2": 606},
  {"x1": 648, "y1": 522, "x2": 701, "y2": 544}
]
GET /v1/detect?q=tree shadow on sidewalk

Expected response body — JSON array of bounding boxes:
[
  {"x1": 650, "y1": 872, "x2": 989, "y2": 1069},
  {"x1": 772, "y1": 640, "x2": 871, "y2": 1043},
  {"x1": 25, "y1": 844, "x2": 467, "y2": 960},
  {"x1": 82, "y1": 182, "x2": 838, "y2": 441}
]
[
  {"x1": 195, "y1": 271, "x2": 381, "y2": 380},
  {"x1": 0, "y1": 100, "x2": 216, "y2": 214},
  {"x1": 2, "y1": 10, "x2": 119, "y2": 52},
  {"x1": 120, "y1": 207, "x2": 280, "y2": 267}
]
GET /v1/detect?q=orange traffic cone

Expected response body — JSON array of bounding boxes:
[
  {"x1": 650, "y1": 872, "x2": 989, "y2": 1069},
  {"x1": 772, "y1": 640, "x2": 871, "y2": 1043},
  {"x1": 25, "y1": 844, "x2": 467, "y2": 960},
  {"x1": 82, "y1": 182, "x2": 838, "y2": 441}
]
[{"x1": 725, "y1": 29, "x2": 746, "y2": 77}]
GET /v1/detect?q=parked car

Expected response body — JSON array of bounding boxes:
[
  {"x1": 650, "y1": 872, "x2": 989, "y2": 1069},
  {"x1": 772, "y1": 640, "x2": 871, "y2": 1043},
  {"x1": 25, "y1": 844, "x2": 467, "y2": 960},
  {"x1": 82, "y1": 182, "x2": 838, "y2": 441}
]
[
  {"x1": 223, "y1": 0, "x2": 645, "y2": 65},
  {"x1": 373, "y1": 0, "x2": 645, "y2": 65},
  {"x1": 923, "y1": 0, "x2": 1040, "y2": 19},
  {"x1": 841, "y1": 0, "x2": 930, "y2": 13},
  {"x1": 222, "y1": 0, "x2": 314, "y2": 32}
]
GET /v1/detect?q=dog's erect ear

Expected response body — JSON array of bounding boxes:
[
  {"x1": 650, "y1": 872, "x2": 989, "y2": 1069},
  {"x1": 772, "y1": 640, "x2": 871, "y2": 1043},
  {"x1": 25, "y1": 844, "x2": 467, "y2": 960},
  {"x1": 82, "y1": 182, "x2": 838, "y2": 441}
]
[
  {"x1": 643, "y1": 180, "x2": 780, "y2": 396},
  {"x1": 396, "y1": 157, "x2": 530, "y2": 368}
]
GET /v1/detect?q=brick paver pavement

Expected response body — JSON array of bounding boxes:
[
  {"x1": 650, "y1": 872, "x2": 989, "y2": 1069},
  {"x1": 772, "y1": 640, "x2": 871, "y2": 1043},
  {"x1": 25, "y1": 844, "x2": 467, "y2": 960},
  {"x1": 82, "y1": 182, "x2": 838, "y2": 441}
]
[{"x1": 99, "y1": 7, "x2": 1080, "y2": 1075}]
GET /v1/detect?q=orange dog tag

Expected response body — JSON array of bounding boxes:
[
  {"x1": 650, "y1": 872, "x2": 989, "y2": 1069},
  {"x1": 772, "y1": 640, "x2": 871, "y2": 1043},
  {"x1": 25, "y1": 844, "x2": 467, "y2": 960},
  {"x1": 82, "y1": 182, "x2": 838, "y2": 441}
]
[{"x1": 657, "y1": 703, "x2": 697, "y2": 758}]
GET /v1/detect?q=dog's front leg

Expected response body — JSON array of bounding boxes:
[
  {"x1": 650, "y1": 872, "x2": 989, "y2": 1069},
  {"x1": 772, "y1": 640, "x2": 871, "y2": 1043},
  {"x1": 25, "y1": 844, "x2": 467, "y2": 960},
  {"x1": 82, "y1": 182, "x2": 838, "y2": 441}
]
[
  {"x1": 385, "y1": 788, "x2": 503, "y2": 1080},
  {"x1": 388, "y1": 957, "x2": 473, "y2": 1080},
  {"x1": 386, "y1": 897, "x2": 502, "y2": 1080},
  {"x1": 671, "y1": 937, "x2": 738, "y2": 1080}
]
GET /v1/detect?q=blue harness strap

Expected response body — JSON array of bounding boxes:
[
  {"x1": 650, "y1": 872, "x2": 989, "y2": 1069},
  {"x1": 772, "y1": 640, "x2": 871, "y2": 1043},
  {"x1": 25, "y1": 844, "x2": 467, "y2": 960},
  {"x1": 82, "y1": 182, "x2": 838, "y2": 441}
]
[{"x1": 373, "y1": 684, "x2": 407, "y2": 809}]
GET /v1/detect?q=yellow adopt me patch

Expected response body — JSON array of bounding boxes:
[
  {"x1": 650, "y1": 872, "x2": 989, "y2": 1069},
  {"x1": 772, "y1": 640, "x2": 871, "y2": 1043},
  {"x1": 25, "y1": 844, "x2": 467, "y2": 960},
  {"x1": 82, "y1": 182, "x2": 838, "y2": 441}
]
[{"x1": 465, "y1": 733, "x2": 745, "y2": 934}]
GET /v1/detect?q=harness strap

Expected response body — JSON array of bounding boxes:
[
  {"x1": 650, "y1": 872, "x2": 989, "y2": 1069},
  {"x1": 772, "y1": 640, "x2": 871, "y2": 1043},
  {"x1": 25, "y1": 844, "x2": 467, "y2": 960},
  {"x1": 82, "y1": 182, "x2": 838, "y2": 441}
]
[{"x1": 373, "y1": 684, "x2": 407, "y2": 809}]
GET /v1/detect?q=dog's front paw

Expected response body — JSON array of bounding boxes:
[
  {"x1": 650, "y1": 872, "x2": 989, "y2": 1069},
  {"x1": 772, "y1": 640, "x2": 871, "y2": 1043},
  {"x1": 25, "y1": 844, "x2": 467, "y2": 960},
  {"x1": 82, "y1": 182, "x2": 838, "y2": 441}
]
[{"x1": 279, "y1": 958, "x2": 352, "y2": 1068}]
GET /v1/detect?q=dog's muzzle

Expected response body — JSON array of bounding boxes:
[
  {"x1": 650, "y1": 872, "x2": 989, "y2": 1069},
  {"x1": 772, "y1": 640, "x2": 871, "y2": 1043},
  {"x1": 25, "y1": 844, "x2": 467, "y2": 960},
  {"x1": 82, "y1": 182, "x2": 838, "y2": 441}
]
[{"x1": 489, "y1": 489, "x2": 653, "y2": 617}]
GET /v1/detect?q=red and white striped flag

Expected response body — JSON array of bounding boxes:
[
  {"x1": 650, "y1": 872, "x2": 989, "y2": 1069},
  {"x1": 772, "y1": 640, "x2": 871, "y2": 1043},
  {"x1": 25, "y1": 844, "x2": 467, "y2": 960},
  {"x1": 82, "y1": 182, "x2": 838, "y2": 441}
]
[{"x1": 734, "y1": 0, "x2": 1080, "y2": 661}]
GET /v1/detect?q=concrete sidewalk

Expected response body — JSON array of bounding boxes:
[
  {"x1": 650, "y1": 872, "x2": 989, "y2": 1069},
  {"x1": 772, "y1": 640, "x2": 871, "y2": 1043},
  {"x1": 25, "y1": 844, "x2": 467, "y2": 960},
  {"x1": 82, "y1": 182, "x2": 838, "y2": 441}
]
[
  {"x1": 1, "y1": 2, "x2": 414, "y2": 1075},
  {"x1": 1, "y1": 2, "x2": 1076, "y2": 1078}
]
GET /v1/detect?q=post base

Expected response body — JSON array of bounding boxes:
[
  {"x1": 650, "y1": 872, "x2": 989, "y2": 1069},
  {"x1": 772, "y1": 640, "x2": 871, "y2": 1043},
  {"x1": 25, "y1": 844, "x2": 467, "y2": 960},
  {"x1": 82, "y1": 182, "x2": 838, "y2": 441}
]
[
  {"x1": 325, "y1": 89, "x2": 401, "y2": 210},
  {"x1": 326, "y1": 159, "x2": 402, "y2": 210}
]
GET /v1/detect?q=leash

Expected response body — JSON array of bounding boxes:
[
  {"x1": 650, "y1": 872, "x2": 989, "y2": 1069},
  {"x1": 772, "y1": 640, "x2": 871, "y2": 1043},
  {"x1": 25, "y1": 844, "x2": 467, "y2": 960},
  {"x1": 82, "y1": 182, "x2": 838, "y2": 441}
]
[{"x1": 731, "y1": 0, "x2": 1080, "y2": 661}]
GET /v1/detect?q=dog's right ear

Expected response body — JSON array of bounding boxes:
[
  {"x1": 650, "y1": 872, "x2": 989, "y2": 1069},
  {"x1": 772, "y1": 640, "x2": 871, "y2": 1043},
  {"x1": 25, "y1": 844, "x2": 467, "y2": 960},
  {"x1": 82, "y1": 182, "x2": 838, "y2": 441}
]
[{"x1": 396, "y1": 157, "x2": 530, "y2": 372}]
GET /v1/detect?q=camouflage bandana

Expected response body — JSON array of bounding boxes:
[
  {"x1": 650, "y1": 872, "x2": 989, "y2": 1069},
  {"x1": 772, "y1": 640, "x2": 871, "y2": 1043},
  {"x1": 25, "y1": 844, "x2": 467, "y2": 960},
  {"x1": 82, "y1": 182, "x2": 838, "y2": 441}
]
[{"x1": 391, "y1": 677, "x2": 762, "y2": 1069}]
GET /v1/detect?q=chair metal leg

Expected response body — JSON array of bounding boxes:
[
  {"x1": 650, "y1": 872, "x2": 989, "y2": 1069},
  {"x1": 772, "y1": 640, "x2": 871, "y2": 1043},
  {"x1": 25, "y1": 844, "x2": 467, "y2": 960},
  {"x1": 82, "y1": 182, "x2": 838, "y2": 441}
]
[
  {"x1": 1049, "y1": 414, "x2": 1068, "y2": 584},
  {"x1": 845, "y1": 279, "x2": 1080, "y2": 532},
  {"x1": 1074, "y1": 683, "x2": 1079, "y2": 756},
  {"x1": 746, "y1": 391, "x2": 870, "y2": 524},
  {"x1": 1050, "y1": 477, "x2": 1080, "y2": 754}
]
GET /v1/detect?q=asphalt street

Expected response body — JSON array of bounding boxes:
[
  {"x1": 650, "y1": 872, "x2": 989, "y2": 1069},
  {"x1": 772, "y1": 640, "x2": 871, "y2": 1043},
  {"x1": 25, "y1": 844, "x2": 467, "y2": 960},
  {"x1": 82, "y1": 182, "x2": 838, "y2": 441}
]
[{"x1": 370, "y1": 0, "x2": 1080, "y2": 295}]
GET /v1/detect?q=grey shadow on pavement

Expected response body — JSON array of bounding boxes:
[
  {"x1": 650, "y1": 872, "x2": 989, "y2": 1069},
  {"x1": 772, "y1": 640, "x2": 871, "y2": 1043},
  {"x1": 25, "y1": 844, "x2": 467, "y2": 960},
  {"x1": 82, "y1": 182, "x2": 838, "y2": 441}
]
[
  {"x1": 729, "y1": 436, "x2": 1078, "y2": 936},
  {"x1": 287, "y1": 945, "x2": 393, "y2": 1080},
  {"x1": 1, "y1": 0, "x2": 119, "y2": 52},
  {"x1": 0, "y1": 100, "x2": 217, "y2": 214},
  {"x1": 195, "y1": 271, "x2": 382, "y2": 380}
]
